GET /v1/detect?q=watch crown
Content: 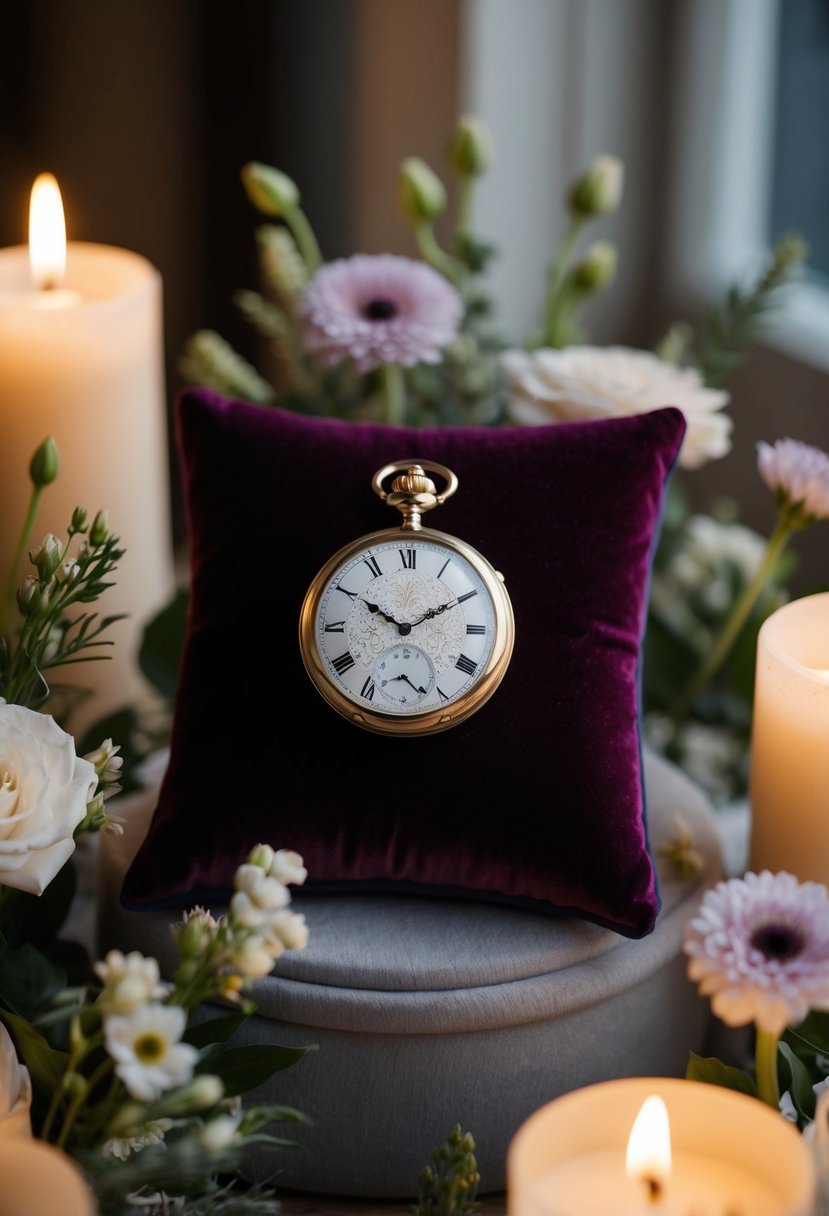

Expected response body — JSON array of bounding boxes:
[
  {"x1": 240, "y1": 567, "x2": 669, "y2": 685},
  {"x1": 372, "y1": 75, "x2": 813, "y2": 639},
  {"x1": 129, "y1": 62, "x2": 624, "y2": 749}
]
[{"x1": 391, "y1": 465, "x2": 437, "y2": 497}]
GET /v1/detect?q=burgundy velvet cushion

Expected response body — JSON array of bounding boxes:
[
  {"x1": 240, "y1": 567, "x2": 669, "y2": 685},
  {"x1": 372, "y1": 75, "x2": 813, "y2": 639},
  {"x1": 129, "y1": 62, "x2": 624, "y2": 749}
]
[{"x1": 122, "y1": 389, "x2": 685, "y2": 937}]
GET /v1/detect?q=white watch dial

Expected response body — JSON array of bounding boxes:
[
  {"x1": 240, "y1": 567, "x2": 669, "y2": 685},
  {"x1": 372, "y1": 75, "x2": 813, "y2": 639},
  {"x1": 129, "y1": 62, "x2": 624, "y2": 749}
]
[{"x1": 314, "y1": 538, "x2": 496, "y2": 716}]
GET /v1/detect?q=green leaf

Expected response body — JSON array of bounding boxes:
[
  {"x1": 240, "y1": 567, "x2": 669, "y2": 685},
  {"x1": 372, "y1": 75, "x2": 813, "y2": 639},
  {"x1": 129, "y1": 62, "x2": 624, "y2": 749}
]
[
  {"x1": 686, "y1": 1052, "x2": 757, "y2": 1096},
  {"x1": 138, "y1": 589, "x2": 188, "y2": 708},
  {"x1": 786, "y1": 1011, "x2": 829, "y2": 1057},
  {"x1": 0, "y1": 1008, "x2": 68, "y2": 1091},
  {"x1": 203, "y1": 1043, "x2": 315, "y2": 1098},
  {"x1": 185, "y1": 1010, "x2": 252, "y2": 1050},
  {"x1": 0, "y1": 943, "x2": 67, "y2": 1020},
  {"x1": 3, "y1": 857, "x2": 77, "y2": 949},
  {"x1": 778, "y1": 1040, "x2": 816, "y2": 1122}
]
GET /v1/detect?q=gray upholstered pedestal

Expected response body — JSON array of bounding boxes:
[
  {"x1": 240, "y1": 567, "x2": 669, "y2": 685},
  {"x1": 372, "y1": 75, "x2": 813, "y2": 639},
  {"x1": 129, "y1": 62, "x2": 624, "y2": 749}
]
[{"x1": 97, "y1": 748, "x2": 724, "y2": 1198}]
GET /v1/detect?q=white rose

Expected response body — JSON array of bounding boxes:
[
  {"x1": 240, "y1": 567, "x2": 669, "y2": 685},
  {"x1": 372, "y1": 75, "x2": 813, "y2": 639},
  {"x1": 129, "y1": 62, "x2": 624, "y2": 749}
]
[
  {"x1": 0, "y1": 703, "x2": 97, "y2": 895},
  {"x1": 501, "y1": 344, "x2": 732, "y2": 470},
  {"x1": 0, "y1": 1023, "x2": 32, "y2": 1137}
]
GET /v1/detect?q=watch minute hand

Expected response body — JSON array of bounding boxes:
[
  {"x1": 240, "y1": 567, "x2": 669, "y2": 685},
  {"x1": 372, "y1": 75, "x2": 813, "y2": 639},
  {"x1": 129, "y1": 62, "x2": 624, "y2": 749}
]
[{"x1": 410, "y1": 600, "x2": 458, "y2": 627}]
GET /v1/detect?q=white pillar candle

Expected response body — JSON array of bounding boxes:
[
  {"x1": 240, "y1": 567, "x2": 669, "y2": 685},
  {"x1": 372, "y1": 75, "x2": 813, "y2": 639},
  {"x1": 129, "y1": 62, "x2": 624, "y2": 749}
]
[
  {"x1": 507, "y1": 1077, "x2": 814, "y2": 1216},
  {"x1": 0, "y1": 175, "x2": 174, "y2": 733},
  {"x1": 749, "y1": 591, "x2": 829, "y2": 884},
  {"x1": 0, "y1": 1137, "x2": 97, "y2": 1214}
]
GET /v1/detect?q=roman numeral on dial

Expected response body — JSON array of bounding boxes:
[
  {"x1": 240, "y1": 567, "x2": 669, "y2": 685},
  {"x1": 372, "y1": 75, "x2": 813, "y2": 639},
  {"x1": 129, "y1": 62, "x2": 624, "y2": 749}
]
[
  {"x1": 457, "y1": 590, "x2": 477, "y2": 604},
  {"x1": 455, "y1": 653, "x2": 477, "y2": 676},
  {"x1": 399, "y1": 548, "x2": 416, "y2": 569},
  {"x1": 332, "y1": 652, "x2": 355, "y2": 676},
  {"x1": 363, "y1": 555, "x2": 382, "y2": 577},
  {"x1": 466, "y1": 624, "x2": 485, "y2": 635},
  {"x1": 360, "y1": 676, "x2": 376, "y2": 701},
  {"x1": 325, "y1": 621, "x2": 345, "y2": 633}
]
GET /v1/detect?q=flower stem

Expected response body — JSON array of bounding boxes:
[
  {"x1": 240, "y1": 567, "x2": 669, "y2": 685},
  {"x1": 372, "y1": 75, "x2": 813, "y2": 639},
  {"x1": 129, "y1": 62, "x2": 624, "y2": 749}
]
[
  {"x1": 755, "y1": 1028, "x2": 780, "y2": 1109},
  {"x1": 415, "y1": 223, "x2": 464, "y2": 286},
  {"x1": 455, "y1": 178, "x2": 475, "y2": 242},
  {"x1": 285, "y1": 206, "x2": 323, "y2": 274},
  {"x1": 381, "y1": 363, "x2": 406, "y2": 427},
  {"x1": 669, "y1": 520, "x2": 792, "y2": 727},
  {"x1": 0, "y1": 485, "x2": 42, "y2": 637},
  {"x1": 535, "y1": 216, "x2": 584, "y2": 349}
]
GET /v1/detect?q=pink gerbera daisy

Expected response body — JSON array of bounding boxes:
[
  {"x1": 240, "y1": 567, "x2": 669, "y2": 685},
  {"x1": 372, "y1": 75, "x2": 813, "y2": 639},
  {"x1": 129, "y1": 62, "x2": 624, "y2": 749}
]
[
  {"x1": 684, "y1": 870, "x2": 829, "y2": 1036},
  {"x1": 757, "y1": 437, "x2": 829, "y2": 523},
  {"x1": 297, "y1": 254, "x2": 462, "y2": 374}
]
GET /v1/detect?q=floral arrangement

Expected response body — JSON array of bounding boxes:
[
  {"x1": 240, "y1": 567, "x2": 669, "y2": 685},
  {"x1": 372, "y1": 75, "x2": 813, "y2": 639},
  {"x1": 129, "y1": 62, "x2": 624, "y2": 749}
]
[
  {"x1": 0, "y1": 440, "x2": 314, "y2": 1214},
  {"x1": 3, "y1": 112, "x2": 828, "y2": 1211}
]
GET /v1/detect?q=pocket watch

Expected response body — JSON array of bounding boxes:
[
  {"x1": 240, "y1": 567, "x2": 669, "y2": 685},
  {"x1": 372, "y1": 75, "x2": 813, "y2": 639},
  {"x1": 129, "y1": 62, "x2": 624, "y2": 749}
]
[{"x1": 298, "y1": 460, "x2": 515, "y2": 737}]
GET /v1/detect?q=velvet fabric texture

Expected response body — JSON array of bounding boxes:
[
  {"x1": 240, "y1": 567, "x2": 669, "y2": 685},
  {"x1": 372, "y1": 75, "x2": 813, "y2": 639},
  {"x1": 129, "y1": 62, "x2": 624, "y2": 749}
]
[{"x1": 122, "y1": 389, "x2": 686, "y2": 937}]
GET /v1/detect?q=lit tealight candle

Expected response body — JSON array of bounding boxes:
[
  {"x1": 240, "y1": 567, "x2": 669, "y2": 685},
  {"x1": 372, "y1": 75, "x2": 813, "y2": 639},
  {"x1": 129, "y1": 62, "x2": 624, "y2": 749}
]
[
  {"x1": 0, "y1": 174, "x2": 174, "y2": 730},
  {"x1": 507, "y1": 1078, "x2": 815, "y2": 1216},
  {"x1": 749, "y1": 592, "x2": 829, "y2": 884},
  {"x1": 625, "y1": 1095, "x2": 671, "y2": 1202}
]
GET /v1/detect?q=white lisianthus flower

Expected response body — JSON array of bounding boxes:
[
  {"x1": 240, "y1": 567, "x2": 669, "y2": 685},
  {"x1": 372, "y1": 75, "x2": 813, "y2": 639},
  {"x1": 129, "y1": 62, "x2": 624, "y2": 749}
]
[
  {"x1": 262, "y1": 909, "x2": 309, "y2": 952},
  {"x1": 233, "y1": 864, "x2": 290, "y2": 910},
  {"x1": 269, "y1": 849, "x2": 307, "y2": 887},
  {"x1": 0, "y1": 1023, "x2": 32, "y2": 1137},
  {"x1": 0, "y1": 702, "x2": 97, "y2": 895},
  {"x1": 94, "y1": 950, "x2": 169, "y2": 1015},
  {"x1": 501, "y1": 345, "x2": 732, "y2": 469},
  {"x1": 104, "y1": 1004, "x2": 198, "y2": 1101},
  {"x1": 228, "y1": 935, "x2": 280, "y2": 978}
]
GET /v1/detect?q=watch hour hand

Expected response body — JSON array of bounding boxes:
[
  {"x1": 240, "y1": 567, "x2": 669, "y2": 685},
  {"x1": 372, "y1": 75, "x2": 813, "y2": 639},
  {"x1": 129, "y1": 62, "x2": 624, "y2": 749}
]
[
  {"x1": 363, "y1": 601, "x2": 412, "y2": 635},
  {"x1": 392, "y1": 673, "x2": 428, "y2": 694}
]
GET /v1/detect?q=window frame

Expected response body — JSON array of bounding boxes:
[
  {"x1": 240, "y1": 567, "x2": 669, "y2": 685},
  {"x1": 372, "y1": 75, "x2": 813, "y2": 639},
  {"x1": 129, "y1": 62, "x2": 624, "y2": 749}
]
[{"x1": 666, "y1": 0, "x2": 829, "y2": 373}]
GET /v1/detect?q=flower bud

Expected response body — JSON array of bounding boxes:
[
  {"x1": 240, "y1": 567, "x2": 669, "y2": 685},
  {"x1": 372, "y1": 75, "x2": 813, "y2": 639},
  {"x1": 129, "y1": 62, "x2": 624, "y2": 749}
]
[
  {"x1": 246, "y1": 844, "x2": 275, "y2": 873},
  {"x1": 90, "y1": 510, "x2": 109, "y2": 547},
  {"x1": 174, "y1": 907, "x2": 219, "y2": 958},
  {"x1": 71, "y1": 506, "x2": 88, "y2": 533},
  {"x1": 29, "y1": 436, "x2": 60, "y2": 487},
  {"x1": 398, "y1": 157, "x2": 447, "y2": 224},
  {"x1": 62, "y1": 1070, "x2": 86, "y2": 1098},
  {"x1": 572, "y1": 241, "x2": 617, "y2": 293},
  {"x1": 567, "y1": 155, "x2": 624, "y2": 219},
  {"x1": 16, "y1": 577, "x2": 44, "y2": 617},
  {"x1": 200, "y1": 1113, "x2": 241, "y2": 1153},
  {"x1": 240, "y1": 162, "x2": 300, "y2": 216},
  {"x1": 55, "y1": 558, "x2": 80, "y2": 586},
  {"x1": 106, "y1": 1102, "x2": 147, "y2": 1138},
  {"x1": 29, "y1": 533, "x2": 62, "y2": 580},
  {"x1": 154, "y1": 1074, "x2": 224, "y2": 1117},
  {"x1": 447, "y1": 115, "x2": 493, "y2": 177}
]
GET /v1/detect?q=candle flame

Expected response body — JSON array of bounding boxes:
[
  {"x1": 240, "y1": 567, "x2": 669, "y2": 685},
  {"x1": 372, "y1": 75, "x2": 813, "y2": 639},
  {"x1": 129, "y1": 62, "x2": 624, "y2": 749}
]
[
  {"x1": 29, "y1": 173, "x2": 67, "y2": 290},
  {"x1": 625, "y1": 1096, "x2": 671, "y2": 1197}
]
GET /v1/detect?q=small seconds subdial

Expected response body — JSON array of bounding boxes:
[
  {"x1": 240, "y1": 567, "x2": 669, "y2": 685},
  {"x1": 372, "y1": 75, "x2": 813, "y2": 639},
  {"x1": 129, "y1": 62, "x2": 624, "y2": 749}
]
[{"x1": 373, "y1": 644, "x2": 436, "y2": 707}]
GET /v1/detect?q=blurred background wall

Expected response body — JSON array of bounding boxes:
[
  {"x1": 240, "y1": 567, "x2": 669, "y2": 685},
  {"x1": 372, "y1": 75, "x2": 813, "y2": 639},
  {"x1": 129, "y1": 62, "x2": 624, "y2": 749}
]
[{"x1": 1, "y1": 0, "x2": 826, "y2": 587}]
